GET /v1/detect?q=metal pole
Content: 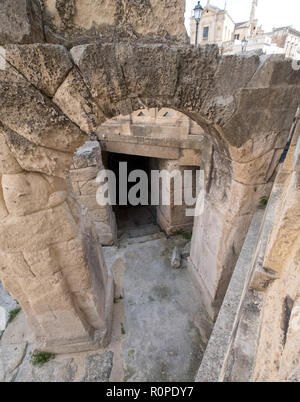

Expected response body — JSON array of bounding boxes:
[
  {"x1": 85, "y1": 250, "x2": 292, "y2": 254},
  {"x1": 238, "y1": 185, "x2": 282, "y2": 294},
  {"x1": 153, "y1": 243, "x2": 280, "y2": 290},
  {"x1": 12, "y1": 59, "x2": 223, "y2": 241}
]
[{"x1": 195, "y1": 20, "x2": 199, "y2": 46}]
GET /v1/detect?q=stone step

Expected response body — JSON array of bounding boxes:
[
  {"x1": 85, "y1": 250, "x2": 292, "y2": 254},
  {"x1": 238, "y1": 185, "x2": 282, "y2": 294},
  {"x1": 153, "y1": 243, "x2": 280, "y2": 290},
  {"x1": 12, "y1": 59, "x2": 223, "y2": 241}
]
[
  {"x1": 118, "y1": 223, "x2": 160, "y2": 239},
  {"x1": 126, "y1": 232, "x2": 165, "y2": 245}
]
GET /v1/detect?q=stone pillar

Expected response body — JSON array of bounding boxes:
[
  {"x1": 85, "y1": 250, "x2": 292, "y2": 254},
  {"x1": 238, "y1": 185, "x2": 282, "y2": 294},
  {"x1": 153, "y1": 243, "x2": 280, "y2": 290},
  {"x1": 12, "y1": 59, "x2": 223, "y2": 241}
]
[
  {"x1": 70, "y1": 141, "x2": 117, "y2": 246},
  {"x1": 189, "y1": 145, "x2": 275, "y2": 319},
  {"x1": 156, "y1": 159, "x2": 195, "y2": 235},
  {"x1": 0, "y1": 133, "x2": 114, "y2": 353}
]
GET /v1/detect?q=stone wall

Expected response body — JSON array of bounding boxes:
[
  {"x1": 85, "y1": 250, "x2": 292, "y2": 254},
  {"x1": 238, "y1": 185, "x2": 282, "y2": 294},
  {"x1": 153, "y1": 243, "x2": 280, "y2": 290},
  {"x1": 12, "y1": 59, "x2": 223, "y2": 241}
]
[
  {"x1": 0, "y1": 0, "x2": 187, "y2": 47},
  {"x1": 251, "y1": 108, "x2": 300, "y2": 381},
  {"x1": 70, "y1": 141, "x2": 117, "y2": 246},
  {"x1": 42, "y1": 0, "x2": 187, "y2": 46}
]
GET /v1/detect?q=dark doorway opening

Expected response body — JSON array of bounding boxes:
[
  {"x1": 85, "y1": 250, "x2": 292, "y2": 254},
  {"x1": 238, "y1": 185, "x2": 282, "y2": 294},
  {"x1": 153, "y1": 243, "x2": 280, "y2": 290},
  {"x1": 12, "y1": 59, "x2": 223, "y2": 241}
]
[{"x1": 102, "y1": 152, "x2": 160, "y2": 240}]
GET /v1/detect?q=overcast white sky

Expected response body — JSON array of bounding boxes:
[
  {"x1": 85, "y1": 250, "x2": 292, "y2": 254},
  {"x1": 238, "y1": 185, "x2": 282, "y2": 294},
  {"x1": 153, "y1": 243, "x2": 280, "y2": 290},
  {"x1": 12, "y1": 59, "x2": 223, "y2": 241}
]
[{"x1": 185, "y1": 0, "x2": 300, "y2": 35}]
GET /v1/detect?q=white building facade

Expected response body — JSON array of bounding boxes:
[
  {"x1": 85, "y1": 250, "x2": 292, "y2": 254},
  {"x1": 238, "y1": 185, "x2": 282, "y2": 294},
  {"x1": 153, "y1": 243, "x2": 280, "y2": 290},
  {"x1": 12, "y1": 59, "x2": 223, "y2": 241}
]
[{"x1": 190, "y1": 0, "x2": 300, "y2": 60}]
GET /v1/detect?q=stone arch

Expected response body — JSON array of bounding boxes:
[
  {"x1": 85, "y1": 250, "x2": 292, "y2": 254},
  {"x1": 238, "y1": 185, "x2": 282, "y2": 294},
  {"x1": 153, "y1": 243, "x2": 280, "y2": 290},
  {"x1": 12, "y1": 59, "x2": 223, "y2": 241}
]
[{"x1": 0, "y1": 42, "x2": 300, "y2": 351}]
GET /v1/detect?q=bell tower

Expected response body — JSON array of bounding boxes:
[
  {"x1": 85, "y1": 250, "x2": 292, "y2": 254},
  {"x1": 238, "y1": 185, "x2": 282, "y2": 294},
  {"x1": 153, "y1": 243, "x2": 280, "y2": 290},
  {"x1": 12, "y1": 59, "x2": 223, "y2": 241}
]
[
  {"x1": 250, "y1": 0, "x2": 258, "y2": 37},
  {"x1": 250, "y1": 0, "x2": 258, "y2": 24}
]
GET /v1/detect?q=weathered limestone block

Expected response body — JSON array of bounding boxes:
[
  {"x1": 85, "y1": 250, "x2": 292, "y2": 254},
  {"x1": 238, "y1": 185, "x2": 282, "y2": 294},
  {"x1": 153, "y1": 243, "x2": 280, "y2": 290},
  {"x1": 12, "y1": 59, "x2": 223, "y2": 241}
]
[
  {"x1": 0, "y1": 0, "x2": 44, "y2": 45},
  {"x1": 0, "y1": 129, "x2": 23, "y2": 174},
  {"x1": 70, "y1": 141, "x2": 116, "y2": 245},
  {"x1": 70, "y1": 42, "x2": 191, "y2": 117},
  {"x1": 0, "y1": 58, "x2": 29, "y2": 85},
  {"x1": 294, "y1": 135, "x2": 300, "y2": 172},
  {"x1": 4, "y1": 44, "x2": 73, "y2": 97},
  {"x1": 279, "y1": 296, "x2": 300, "y2": 381},
  {"x1": 232, "y1": 150, "x2": 276, "y2": 185},
  {"x1": 54, "y1": 68, "x2": 105, "y2": 133},
  {"x1": 94, "y1": 218, "x2": 116, "y2": 246},
  {"x1": 0, "y1": 203, "x2": 78, "y2": 253},
  {"x1": 263, "y1": 172, "x2": 300, "y2": 274},
  {"x1": 2, "y1": 172, "x2": 51, "y2": 216},
  {"x1": 223, "y1": 86, "x2": 300, "y2": 148},
  {"x1": 73, "y1": 141, "x2": 103, "y2": 169},
  {"x1": 155, "y1": 160, "x2": 195, "y2": 234},
  {"x1": 70, "y1": 166, "x2": 98, "y2": 182},
  {"x1": 199, "y1": 54, "x2": 261, "y2": 126},
  {"x1": 252, "y1": 243, "x2": 300, "y2": 382},
  {"x1": 249, "y1": 55, "x2": 300, "y2": 88},
  {"x1": 0, "y1": 80, "x2": 86, "y2": 154},
  {"x1": 1, "y1": 170, "x2": 66, "y2": 216},
  {"x1": 0, "y1": 181, "x2": 8, "y2": 220},
  {"x1": 78, "y1": 179, "x2": 100, "y2": 196},
  {"x1": 229, "y1": 131, "x2": 284, "y2": 164},
  {"x1": 228, "y1": 180, "x2": 273, "y2": 217},
  {"x1": 42, "y1": 0, "x2": 187, "y2": 46},
  {"x1": 4, "y1": 128, "x2": 73, "y2": 178}
]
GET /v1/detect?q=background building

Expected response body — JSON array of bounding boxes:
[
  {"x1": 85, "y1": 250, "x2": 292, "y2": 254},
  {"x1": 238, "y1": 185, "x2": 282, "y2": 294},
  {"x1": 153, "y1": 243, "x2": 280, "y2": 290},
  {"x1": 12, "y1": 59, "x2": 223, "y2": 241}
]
[{"x1": 190, "y1": 0, "x2": 300, "y2": 59}]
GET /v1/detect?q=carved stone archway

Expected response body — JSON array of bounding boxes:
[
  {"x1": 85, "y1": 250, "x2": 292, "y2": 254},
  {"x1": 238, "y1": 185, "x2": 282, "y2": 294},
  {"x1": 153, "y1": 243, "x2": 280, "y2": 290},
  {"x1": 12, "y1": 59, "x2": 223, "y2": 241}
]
[{"x1": 1, "y1": 39, "x2": 300, "y2": 352}]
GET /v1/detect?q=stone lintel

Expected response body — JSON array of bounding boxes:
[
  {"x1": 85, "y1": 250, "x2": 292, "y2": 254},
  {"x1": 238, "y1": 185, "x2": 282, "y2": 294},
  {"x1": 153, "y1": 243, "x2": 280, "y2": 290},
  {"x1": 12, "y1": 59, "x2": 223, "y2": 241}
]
[{"x1": 100, "y1": 141, "x2": 180, "y2": 160}]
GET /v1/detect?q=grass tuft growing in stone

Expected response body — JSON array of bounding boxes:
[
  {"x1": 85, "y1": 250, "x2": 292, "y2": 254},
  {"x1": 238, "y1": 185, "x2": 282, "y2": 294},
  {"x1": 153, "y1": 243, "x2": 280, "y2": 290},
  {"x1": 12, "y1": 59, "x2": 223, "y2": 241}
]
[
  {"x1": 259, "y1": 196, "x2": 269, "y2": 206},
  {"x1": 8, "y1": 307, "x2": 21, "y2": 323},
  {"x1": 173, "y1": 230, "x2": 192, "y2": 240},
  {"x1": 30, "y1": 351, "x2": 55, "y2": 367},
  {"x1": 114, "y1": 295, "x2": 124, "y2": 304}
]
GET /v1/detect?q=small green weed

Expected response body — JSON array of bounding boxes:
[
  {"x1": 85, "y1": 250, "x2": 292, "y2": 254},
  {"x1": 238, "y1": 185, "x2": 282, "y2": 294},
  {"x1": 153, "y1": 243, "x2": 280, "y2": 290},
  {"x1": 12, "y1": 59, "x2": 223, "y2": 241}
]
[
  {"x1": 8, "y1": 307, "x2": 21, "y2": 323},
  {"x1": 259, "y1": 196, "x2": 269, "y2": 206},
  {"x1": 30, "y1": 351, "x2": 55, "y2": 367},
  {"x1": 173, "y1": 230, "x2": 192, "y2": 240},
  {"x1": 114, "y1": 295, "x2": 124, "y2": 304}
]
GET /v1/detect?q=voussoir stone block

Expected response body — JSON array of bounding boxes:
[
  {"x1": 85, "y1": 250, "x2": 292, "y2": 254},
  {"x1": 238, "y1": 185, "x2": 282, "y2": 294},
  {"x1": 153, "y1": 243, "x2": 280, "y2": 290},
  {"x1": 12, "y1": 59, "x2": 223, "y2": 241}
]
[
  {"x1": 0, "y1": 130, "x2": 23, "y2": 174},
  {"x1": 0, "y1": 0, "x2": 44, "y2": 45},
  {"x1": 5, "y1": 44, "x2": 73, "y2": 97},
  {"x1": 54, "y1": 69, "x2": 105, "y2": 134}
]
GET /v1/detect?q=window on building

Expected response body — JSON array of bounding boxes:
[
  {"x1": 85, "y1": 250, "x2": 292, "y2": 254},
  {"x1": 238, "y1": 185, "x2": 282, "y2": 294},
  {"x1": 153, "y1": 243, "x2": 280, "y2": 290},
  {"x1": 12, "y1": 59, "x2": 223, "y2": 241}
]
[
  {"x1": 163, "y1": 112, "x2": 172, "y2": 117},
  {"x1": 234, "y1": 34, "x2": 240, "y2": 40},
  {"x1": 203, "y1": 26, "x2": 209, "y2": 40},
  {"x1": 137, "y1": 112, "x2": 145, "y2": 117}
]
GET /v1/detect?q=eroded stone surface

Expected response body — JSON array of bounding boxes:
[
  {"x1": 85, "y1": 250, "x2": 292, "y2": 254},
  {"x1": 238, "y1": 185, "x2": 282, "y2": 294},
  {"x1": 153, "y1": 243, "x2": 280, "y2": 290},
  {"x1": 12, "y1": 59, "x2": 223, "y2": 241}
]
[
  {"x1": 42, "y1": 0, "x2": 187, "y2": 46},
  {"x1": 82, "y1": 351, "x2": 113, "y2": 382},
  {"x1": 0, "y1": 0, "x2": 44, "y2": 45}
]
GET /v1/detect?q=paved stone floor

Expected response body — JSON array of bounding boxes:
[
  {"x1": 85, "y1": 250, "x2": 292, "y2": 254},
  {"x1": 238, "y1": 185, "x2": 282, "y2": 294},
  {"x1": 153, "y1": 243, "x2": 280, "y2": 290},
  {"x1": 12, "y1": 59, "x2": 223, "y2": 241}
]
[{"x1": 0, "y1": 233, "x2": 212, "y2": 382}]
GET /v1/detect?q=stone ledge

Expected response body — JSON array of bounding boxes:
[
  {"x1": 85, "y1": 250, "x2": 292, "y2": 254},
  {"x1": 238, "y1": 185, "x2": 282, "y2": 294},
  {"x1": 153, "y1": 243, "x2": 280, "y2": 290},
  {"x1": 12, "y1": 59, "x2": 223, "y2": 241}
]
[{"x1": 196, "y1": 208, "x2": 265, "y2": 382}]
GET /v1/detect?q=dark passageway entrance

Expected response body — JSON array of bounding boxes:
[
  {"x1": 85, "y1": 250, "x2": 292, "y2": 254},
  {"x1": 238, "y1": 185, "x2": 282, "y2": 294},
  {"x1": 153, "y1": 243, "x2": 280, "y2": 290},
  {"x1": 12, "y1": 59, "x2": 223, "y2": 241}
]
[{"x1": 102, "y1": 152, "x2": 160, "y2": 240}]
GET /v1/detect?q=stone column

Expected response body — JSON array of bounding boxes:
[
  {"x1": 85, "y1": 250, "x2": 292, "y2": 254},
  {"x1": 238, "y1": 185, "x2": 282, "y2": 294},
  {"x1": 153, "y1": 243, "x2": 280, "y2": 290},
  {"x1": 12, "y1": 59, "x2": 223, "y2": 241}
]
[{"x1": 156, "y1": 160, "x2": 195, "y2": 235}]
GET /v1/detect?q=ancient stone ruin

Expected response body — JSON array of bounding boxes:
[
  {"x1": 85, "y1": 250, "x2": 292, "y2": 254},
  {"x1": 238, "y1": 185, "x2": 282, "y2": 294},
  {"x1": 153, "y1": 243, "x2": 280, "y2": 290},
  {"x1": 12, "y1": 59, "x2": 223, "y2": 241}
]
[{"x1": 0, "y1": 0, "x2": 299, "y2": 382}]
